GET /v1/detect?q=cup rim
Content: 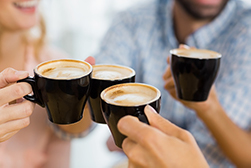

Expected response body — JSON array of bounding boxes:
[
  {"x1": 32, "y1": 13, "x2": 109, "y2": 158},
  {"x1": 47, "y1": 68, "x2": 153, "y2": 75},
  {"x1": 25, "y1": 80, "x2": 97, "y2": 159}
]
[
  {"x1": 100, "y1": 83, "x2": 161, "y2": 107},
  {"x1": 35, "y1": 58, "x2": 93, "y2": 80},
  {"x1": 170, "y1": 48, "x2": 222, "y2": 59},
  {"x1": 92, "y1": 64, "x2": 136, "y2": 81}
]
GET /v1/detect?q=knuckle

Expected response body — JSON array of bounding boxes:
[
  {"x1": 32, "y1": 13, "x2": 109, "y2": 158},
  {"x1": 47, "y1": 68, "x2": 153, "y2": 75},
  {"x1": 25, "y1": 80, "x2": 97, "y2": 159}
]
[
  {"x1": 4, "y1": 67, "x2": 14, "y2": 75},
  {"x1": 22, "y1": 118, "x2": 30, "y2": 127},
  {"x1": 13, "y1": 85, "x2": 26, "y2": 97},
  {"x1": 23, "y1": 102, "x2": 33, "y2": 116},
  {"x1": 181, "y1": 130, "x2": 193, "y2": 140},
  {"x1": 126, "y1": 150, "x2": 137, "y2": 161}
]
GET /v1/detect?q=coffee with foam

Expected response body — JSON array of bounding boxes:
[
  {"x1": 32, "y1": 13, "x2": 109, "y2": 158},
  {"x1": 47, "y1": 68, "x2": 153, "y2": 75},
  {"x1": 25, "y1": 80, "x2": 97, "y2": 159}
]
[
  {"x1": 92, "y1": 65, "x2": 135, "y2": 80},
  {"x1": 101, "y1": 83, "x2": 160, "y2": 106},
  {"x1": 170, "y1": 49, "x2": 221, "y2": 59},
  {"x1": 36, "y1": 59, "x2": 92, "y2": 79}
]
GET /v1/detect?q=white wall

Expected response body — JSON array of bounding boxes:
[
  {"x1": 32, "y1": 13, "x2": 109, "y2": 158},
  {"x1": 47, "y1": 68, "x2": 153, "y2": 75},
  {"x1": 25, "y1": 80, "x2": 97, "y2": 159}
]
[{"x1": 40, "y1": 0, "x2": 147, "y2": 60}]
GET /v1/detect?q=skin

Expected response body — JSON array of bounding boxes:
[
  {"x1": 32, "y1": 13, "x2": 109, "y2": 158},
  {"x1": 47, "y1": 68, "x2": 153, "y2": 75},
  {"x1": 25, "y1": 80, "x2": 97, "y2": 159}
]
[
  {"x1": 0, "y1": 0, "x2": 40, "y2": 31},
  {"x1": 116, "y1": 0, "x2": 251, "y2": 167},
  {"x1": 175, "y1": 0, "x2": 228, "y2": 20},
  {"x1": 173, "y1": 0, "x2": 228, "y2": 43},
  {"x1": 164, "y1": 0, "x2": 251, "y2": 166},
  {"x1": 0, "y1": 68, "x2": 34, "y2": 142},
  {"x1": 0, "y1": 0, "x2": 94, "y2": 138},
  {"x1": 118, "y1": 105, "x2": 209, "y2": 168},
  {"x1": 163, "y1": 45, "x2": 251, "y2": 167}
]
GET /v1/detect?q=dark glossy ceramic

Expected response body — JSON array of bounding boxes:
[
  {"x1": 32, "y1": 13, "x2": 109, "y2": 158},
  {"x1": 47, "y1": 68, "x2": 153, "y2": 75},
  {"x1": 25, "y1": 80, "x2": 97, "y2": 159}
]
[
  {"x1": 100, "y1": 83, "x2": 161, "y2": 148},
  {"x1": 18, "y1": 59, "x2": 92, "y2": 124},
  {"x1": 88, "y1": 65, "x2": 135, "y2": 124},
  {"x1": 170, "y1": 49, "x2": 221, "y2": 101}
]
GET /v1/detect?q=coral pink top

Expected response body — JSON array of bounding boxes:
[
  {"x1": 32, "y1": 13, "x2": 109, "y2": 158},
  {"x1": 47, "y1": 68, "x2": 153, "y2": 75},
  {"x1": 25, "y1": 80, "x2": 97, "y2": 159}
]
[{"x1": 0, "y1": 46, "x2": 71, "y2": 168}]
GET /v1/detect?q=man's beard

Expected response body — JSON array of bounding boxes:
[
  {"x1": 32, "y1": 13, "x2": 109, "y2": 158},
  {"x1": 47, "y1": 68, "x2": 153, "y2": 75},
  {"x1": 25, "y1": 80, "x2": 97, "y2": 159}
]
[{"x1": 175, "y1": 0, "x2": 229, "y2": 20}]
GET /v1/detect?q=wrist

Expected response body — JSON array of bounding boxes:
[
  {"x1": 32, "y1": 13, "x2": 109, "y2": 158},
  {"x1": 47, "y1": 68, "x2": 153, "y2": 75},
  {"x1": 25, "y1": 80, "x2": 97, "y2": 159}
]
[{"x1": 195, "y1": 101, "x2": 222, "y2": 121}]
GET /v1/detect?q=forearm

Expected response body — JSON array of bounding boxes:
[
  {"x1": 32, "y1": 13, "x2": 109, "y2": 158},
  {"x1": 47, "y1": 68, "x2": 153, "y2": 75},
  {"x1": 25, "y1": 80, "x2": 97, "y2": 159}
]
[{"x1": 196, "y1": 103, "x2": 251, "y2": 167}]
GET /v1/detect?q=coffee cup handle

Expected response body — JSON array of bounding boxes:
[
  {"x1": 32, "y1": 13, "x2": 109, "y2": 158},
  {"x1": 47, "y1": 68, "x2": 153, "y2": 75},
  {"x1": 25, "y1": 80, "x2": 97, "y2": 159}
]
[
  {"x1": 135, "y1": 111, "x2": 149, "y2": 125},
  {"x1": 17, "y1": 77, "x2": 45, "y2": 107}
]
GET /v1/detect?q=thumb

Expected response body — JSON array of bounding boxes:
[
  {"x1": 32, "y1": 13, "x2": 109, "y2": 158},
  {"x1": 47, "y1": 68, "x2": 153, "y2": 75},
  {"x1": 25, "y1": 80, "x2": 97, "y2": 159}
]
[
  {"x1": 144, "y1": 105, "x2": 185, "y2": 138},
  {"x1": 85, "y1": 56, "x2": 95, "y2": 65}
]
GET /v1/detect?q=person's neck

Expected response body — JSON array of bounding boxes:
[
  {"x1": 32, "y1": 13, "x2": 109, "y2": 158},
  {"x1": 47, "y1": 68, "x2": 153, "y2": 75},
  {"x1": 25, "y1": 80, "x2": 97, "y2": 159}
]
[{"x1": 173, "y1": 2, "x2": 212, "y2": 44}]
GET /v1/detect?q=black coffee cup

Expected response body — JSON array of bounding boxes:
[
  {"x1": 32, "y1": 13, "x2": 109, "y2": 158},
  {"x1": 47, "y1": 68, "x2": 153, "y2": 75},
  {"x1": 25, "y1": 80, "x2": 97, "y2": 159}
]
[
  {"x1": 100, "y1": 83, "x2": 161, "y2": 148},
  {"x1": 170, "y1": 48, "x2": 221, "y2": 101},
  {"x1": 88, "y1": 64, "x2": 135, "y2": 124},
  {"x1": 18, "y1": 59, "x2": 92, "y2": 124}
]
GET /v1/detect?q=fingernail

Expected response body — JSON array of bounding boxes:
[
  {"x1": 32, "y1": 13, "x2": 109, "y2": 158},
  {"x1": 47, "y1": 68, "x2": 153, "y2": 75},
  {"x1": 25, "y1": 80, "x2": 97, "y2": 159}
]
[
  {"x1": 179, "y1": 44, "x2": 190, "y2": 49},
  {"x1": 15, "y1": 71, "x2": 29, "y2": 78},
  {"x1": 146, "y1": 105, "x2": 157, "y2": 113}
]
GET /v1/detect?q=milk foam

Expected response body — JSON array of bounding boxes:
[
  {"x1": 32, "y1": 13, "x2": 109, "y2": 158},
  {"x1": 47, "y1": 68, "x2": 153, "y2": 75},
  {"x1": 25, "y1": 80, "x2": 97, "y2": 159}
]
[
  {"x1": 93, "y1": 65, "x2": 135, "y2": 80},
  {"x1": 43, "y1": 67, "x2": 87, "y2": 79},
  {"x1": 111, "y1": 93, "x2": 153, "y2": 106},
  {"x1": 37, "y1": 60, "x2": 91, "y2": 79},
  {"x1": 94, "y1": 71, "x2": 124, "y2": 80},
  {"x1": 102, "y1": 84, "x2": 161, "y2": 106},
  {"x1": 171, "y1": 49, "x2": 221, "y2": 59}
]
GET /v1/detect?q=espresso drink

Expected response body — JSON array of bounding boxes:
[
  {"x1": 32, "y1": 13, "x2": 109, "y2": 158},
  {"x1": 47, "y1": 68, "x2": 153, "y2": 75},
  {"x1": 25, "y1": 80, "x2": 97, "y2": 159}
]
[
  {"x1": 92, "y1": 65, "x2": 134, "y2": 80},
  {"x1": 88, "y1": 64, "x2": 135, "y2": 124},
  {"x1": 103, "y1": 84, "x2": 158, "y2": 106},
  {"x1": 170, "y1": 48, "x2": 221, "y2": 101},
  {"x1": 38, "y1": 60, "x2": 90, "y2": 79},
  {"x1": 18, "y1": 59, "x2": 92, "y2": 124},
  {"x1": 101, "y1": 83, "x2": 161, "y2": 148}
]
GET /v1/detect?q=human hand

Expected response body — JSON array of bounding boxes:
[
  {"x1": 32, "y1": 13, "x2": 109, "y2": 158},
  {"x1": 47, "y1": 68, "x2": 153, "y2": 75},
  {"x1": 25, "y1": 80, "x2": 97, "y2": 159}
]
[
  {"x1": 0, "y1": 68, "x2": 35, "y2": 142},
  {"x1": 162, "y1": 44, "x2": 220, "y2": 114},
  {"x1": 118, "y1": 105, "x2": 209, "y2": 168}
]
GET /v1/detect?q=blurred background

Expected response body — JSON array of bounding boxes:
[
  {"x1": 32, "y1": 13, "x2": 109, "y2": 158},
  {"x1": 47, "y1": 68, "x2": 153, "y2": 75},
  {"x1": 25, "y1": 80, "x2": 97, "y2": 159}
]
[
  {"x1": 39, "y1": 0, "x2": 250, "y2": 167},
  {"x1": 40, "y1": 0, "x2": 148, "y2": 168},
  {"x1": 40, "y1": 0, "x2": 147, "y2": 59}
]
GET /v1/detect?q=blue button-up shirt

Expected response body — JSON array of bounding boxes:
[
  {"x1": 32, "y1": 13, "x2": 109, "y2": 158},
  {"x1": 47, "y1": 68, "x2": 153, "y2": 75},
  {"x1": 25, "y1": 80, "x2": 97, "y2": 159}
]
[{"x1": 95, "y1": 0, "x2": 251, "y2": 167}]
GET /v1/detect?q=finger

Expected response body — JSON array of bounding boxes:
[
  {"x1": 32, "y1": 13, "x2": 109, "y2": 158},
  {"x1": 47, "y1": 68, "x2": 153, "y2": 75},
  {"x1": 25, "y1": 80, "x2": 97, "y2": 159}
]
[
  {"x1": 118, "y1": 115, "x2": 166, "y2": 149},
  {"x1": 0, "y1": 100, "x2": 34, "y2": 124},
  {"x1": 0, "y1": 130, "x2": 18, "y2": 142},
  {"x1": 0, "y1": 68, "x2": 29, "y2": 89},
  {"x1": 123, "y1": 138, "x2": 147, "y2": 168},
  {"x1": 167, "y1": 56, "x2": 170, "y2": 64},
  {"x1": 179, "y1": 44, "x2": 190, "y2": 49},
  {"x1": 163, "y1": 77, "x2": 175, "y2": 91},
  {"x1": 144, "y1": 105, "x2": 187, "y2": 140},
  {"x1": 122, "y1": 138, "x2": 137, "y2": 157},
  {"x1": 0, "y1": 117, "x2": 30, "y2": 140},
  {"x1": 0, "y1": 82, "x2": 32, "y2": 107},
  {"x1": 85, "y1": 56, "x2": 95, "y2": 65},
  {"x1": 162, "y1": 67, "x2": 172, "y2": 80},
  {"x1": 118, "y1": 116, "x2": 153, "y2": 143},
  {"x1": 167, "y1": 88, "x2": 178, "y2": 100}
]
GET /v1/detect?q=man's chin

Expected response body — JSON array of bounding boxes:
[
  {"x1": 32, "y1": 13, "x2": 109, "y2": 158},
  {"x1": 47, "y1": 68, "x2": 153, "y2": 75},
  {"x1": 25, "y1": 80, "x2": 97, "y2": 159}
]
[{"x1": 175, "y1": 0, "x2": 229, "y2": 20}]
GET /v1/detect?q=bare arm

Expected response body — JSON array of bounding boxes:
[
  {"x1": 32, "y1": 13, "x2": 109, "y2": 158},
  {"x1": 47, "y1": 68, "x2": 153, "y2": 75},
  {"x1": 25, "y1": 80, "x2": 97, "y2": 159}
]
[
  {"x1": 196, "y1": 98, "x2": 251, "y2": 168},
  {"x1": 163, "y1": 45, "x2": 251, "y2": 167}
]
